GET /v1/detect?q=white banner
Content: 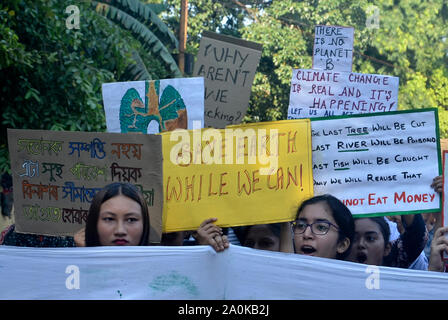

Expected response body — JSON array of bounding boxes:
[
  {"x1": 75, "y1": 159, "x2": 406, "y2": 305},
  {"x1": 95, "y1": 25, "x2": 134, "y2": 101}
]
[
  {"x1": 0, "y1": 245, "x2": 447, "y2": 300},
  {"x1": 312, "y1": 109, "x2": 441, "y2": 216},
  {"x1": 288, "y1": 69, "x2": 399, "y2": 119}
]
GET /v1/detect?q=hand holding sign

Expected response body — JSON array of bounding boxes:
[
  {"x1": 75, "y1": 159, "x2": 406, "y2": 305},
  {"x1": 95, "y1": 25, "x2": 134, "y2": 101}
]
[
  {"x1": 74, "y1": 227, "x2": 85, "y2": 247},
  {"x1": 428, "y1": 226, "x2": 448, "y2": 272},
  {"x1": 193, "y1": 217, "x2": 229, "y2": 252},
  {"x1": 431, "y1": 175, "x2": 443, "y2": 193}
]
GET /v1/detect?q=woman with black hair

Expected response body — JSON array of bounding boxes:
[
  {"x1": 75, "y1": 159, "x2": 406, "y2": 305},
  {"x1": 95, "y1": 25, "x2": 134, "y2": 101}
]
[
  {"x1": 345, "y1": 175, "x2": 440, "y2": 267},
  {"x1": 77, "y1": 182, "x2": 229, "y2": 251},
  {"x1": 288, "y1": 194, "x2": 355, "y2": 260},
  {"x1": 233, "y1": 223, "x2": 282, "y2": 252},
  {"x1": 84, "y1": 182, "x2": 151, "y2": 247},
  {"x1": 346, "y1": 217, "x2": 391, "y2": 266},
  {"x1": 347, "y1": 215, "x2": 428, "y2": 268}
]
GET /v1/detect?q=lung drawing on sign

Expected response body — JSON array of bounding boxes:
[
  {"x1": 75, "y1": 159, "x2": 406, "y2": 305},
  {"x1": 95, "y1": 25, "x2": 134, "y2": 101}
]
[{"x1": 119, "y1": 80, "x2": 188, "y2": 133}]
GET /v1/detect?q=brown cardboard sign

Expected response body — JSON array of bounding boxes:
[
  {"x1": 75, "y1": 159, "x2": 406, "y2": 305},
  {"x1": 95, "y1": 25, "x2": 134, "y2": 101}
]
[
  {"x1": 193, "y1": 31, "x2": 262, "y2": 128},
  {"x1": 7, "y1": 129, "x2": 163, "y2": 243}
]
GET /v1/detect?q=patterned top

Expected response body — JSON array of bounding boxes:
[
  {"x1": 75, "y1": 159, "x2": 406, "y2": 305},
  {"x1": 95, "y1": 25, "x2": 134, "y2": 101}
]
[
  {"x1": 0, "y1": 224, "x2": 75, "y2": 247},
  {"x1": 383, "y1": 214, "x2": 429, "y2": 268}
]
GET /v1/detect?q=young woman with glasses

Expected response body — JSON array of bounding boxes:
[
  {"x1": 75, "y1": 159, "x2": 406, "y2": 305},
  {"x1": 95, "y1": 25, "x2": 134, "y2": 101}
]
[{"x1": 290, "y1": 194, "x2": 355, "y2": 260}]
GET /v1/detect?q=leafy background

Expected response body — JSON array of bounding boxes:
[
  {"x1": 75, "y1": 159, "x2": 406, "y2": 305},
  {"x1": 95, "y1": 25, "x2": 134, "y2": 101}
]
[{"x1": 0, "y1": 0, "x2": 447, "y2": 173}]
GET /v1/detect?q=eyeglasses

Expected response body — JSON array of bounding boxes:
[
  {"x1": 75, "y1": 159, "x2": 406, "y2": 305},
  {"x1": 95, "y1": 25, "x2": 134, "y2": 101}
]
[{"x1": 292, "y1": 220, "x2": 339, "y2": 235}]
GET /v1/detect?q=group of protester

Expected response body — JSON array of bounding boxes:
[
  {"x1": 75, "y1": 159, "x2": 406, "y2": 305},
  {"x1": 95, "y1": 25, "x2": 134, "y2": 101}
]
[{"x1": 0, "y1": 177, "x2": 447, "y2": 273}]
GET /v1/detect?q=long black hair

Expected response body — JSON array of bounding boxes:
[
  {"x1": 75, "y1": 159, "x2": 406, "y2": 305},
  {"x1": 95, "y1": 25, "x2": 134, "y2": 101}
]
[
  {"x1": 233, "y1": 223, "x2": 282, "y2": 245},
  {"x1": 85, "y1": 182, "x2": 150, "y2": 246}
]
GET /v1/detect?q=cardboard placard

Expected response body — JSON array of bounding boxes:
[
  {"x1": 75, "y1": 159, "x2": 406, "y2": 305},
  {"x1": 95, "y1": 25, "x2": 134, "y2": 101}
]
[
  {"x1": 161, "y1": 120, "x2": 313, "y2": 232},
  {"x1": 311, "y1": 109, "x2": 441, "y2": 217},
  {"x1": 312, "y1": 25, "x2": 354, "y2": 72},
  {"x1": 193, "y1": 31, "x2": 262, "y2": 128},
  {"x1": 7, "y1": 129, "x2": 163, "y2": 243},
  {"x1": 102, "y1": 78, "x2": 204, "y2": 134},
  {"x1": 287, "y1": 69, "x2": 399, "y2": 119}
]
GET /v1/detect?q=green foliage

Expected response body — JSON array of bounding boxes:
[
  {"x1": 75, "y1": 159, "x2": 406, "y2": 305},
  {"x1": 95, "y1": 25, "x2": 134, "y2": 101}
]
[
  {"x1": 358, "y1": 0, "x2": 448, "y2": 135},
  {"x1": 1, "y1": 0, "x2": 447, "y2": 172},
  {"x1": 93, "y1": 0, "x2": 182, "y2": 77},
  {"x1": 0, "y1": 9, "x2": 32, "y2": 69},
  {"x1": 163, "y1": 0, "x2": 447, "y2": 134},
  {"x1": 162, "y1": 0, "x2": 247, "y2": 55},
  {"x1": 0, "y1": 0, "x2": 179, "y2": 172},
  {"x1": 121, "y1": 49, "x2": 153, "y2": 81},
  {"x1": 97, "y1": 0, "x2": 179, "y2": 49},
  {"x1": 240, "y1": 0, "x2": 448, "y2": 126}
]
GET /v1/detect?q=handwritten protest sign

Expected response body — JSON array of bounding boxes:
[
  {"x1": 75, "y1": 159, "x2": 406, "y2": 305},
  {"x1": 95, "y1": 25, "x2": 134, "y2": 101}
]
[
  {"x1": 193, "y1": 31, "x2": 262, "y2": 128},
  {"x1": 161, "y1": 120, "x2": 313, "y2": 232},
  {"x1": 287, "y1": 69, "x2": 399, "y2": 119},
  {"x1": 312, "y1": 25, "x2": 354, "y2": 72},
  {"x1": 7, "y1": 129, "x2": 163, "y2": 243},
  {"x1": 102, "y1": 78, "x2": 204, "y2": 134},
  {"x1": 311, "y1": 109, "x2": 441, "y2": 216}
]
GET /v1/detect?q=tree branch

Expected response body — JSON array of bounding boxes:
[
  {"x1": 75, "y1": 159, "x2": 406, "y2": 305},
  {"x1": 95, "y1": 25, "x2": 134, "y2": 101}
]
[{"x1": 230, "y1": 0, "x2": 258, "y2": 23}]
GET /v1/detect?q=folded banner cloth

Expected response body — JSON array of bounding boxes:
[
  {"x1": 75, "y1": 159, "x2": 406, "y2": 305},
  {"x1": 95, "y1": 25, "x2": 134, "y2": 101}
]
[{"x1": 0, "y1": 245, "x2": 447, "y2": 299}]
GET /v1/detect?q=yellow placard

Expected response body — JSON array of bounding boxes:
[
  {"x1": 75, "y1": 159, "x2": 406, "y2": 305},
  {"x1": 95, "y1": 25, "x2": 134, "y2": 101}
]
[{"x1": 161, "y1": 119, "x2": 313, "y2": 232}]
